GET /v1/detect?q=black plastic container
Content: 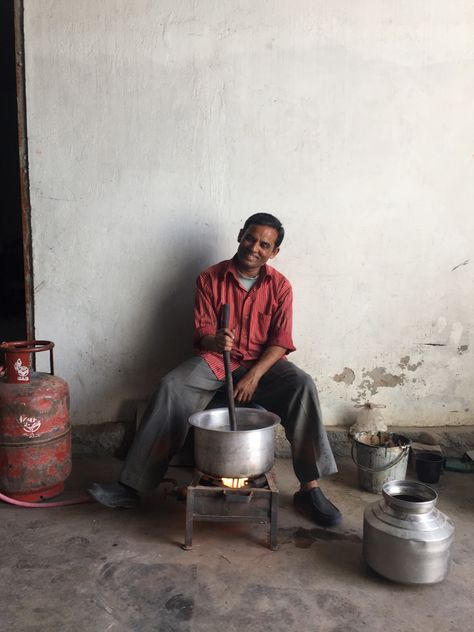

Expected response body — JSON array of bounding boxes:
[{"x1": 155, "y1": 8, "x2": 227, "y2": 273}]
[{"x1": 415, "y1": 452, "x2": 444, "y2": 484}]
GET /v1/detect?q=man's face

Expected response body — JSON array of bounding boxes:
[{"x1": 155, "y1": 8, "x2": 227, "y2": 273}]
[{"x1": 236, "y1": 224, "x2": 280, "y2": 276}]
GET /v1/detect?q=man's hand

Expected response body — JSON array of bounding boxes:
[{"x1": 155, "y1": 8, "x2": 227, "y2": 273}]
[
  {"x1": 232, "y1": 346, "x2": 287, "y2": 403},
  {"x1": 199, "y1": 328, "x2": 235, "y2": 353},
  {"x1": 234, "y1": 371, "x2": 260, "y2": 403},
  {"x1": 214, "y1": 328, "x2": 234, "y2": 352}
]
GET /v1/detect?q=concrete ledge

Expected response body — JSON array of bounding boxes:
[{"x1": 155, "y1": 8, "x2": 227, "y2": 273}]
[
  {"x1": 72, "y1": 421, "x2": 474, "y2": 459},
  {"x1": 72, "y1": 421, "x2": 136, "y2": 459},
  {"x1": 278, "y1": 425, "x2": 474, "y2": 458}
]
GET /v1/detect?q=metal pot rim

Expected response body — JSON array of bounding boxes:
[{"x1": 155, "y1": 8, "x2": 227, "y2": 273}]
[
  {"x1": 353, "y1": 431, "x2": 411, "y2": 448},
  {"x1": 382, "y1": 479, "x2": 438, "y2": 511},
  {"x1": 189, "y1": 407, "x2": 280, "y2": 434}
]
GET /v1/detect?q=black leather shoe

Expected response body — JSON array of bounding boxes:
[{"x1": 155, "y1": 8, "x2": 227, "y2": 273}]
[
  {"x1": 88, "y1": 482, "x2": 140, "y2": 509},
  {"x1": 293, "y1": 487, "x2": 342, "y2": 527}
]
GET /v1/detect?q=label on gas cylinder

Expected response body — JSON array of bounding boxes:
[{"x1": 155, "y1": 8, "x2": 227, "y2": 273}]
[
  {"x1": 14, "y1": 357, "x2": 30, "y2": 382},
  {"x1": 17, "y1": 415, "x2": 42, "y2": 436}
]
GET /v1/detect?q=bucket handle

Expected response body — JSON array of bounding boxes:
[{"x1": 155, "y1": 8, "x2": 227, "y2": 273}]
[{"x1": 351, "y1": 441, "x2": 410, "y2": 473}]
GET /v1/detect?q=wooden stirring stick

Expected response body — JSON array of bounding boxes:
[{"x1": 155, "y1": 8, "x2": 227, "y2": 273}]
[{"x1": 220, "y1": 304, "x2": 237, "y2": 431}]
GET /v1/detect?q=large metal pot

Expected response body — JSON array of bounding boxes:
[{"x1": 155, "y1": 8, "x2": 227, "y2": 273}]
[
  {"x1": 188, "y1": 408, "x2": 280, "y2": 478},
  {"x1": 363, "y1": 480, "x2": 455, "y2": 584}
]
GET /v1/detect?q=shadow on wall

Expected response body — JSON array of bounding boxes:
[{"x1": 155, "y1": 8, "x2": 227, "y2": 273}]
[
  {"x1": 73, "y1": 218, "x2": 224, "y2": 432},
  {"x1": 136, "y1": 252, "x2": 214, "y2": 385},
  {"x1": 74, "y1": 226, "x2": 223, "y2": 454},
  {"x1": 117, "y1": 221, "x2": 222, "y2": 418},
  {"x1": 340, "y1": 407, "x2": 358, "y2": 430}
]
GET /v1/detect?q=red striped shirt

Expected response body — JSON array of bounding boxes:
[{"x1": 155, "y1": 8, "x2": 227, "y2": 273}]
[{"x1": 193, "y1": 256, "x2": 296, "y2": 379}]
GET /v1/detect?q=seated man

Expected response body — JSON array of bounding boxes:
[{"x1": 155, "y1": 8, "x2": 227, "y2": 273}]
[{"x1": 89, "y1": 213, "x2": 341, "y2": 527}]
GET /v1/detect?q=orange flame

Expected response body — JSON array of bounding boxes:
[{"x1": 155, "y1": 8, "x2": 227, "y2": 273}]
[{"x1": 221, "y1": 477, "x2": 248, "y2": 489}]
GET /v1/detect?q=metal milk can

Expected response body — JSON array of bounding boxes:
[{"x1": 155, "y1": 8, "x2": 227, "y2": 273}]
[{"x1": 363, "y1": 480, "x2": 455, "y2": 584}]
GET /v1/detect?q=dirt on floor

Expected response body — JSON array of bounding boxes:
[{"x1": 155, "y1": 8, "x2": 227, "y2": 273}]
[{"x1": 0, "y1": 456, "x2": 472, "y2": 632}]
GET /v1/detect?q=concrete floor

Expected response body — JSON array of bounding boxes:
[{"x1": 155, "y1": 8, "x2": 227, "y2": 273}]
[{"x1": 0, "y1": 456, "x2": 472, "y2": 632}]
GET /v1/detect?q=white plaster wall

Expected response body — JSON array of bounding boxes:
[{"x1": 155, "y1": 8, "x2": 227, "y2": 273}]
[{"x1": 24, "y1": 1, "x2": 474, "y2": 427}]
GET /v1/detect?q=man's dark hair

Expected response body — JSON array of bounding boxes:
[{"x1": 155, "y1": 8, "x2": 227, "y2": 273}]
[{"x1": 242, "y1": 212, "x2": 285, "y2": 247}]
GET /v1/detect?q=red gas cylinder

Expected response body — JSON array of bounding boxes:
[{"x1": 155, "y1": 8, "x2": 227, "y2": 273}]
[{"x1": 0, "y1": 340, "x2": 71, "y2": 501}]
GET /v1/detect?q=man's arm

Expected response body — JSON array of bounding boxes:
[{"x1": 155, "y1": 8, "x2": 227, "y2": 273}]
[{"x1": 233, "y1": 345, "x2": 286, "y2": 402}]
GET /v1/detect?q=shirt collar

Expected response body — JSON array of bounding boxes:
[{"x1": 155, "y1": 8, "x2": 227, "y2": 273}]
[{"x1": 225, "y1": 255, "x2": 273, "y2": 283}]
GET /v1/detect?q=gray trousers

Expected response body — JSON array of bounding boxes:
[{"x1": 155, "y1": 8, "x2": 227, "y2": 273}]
[{"x1": 120, "y1": 357, "x2": 337, "y2": 492}]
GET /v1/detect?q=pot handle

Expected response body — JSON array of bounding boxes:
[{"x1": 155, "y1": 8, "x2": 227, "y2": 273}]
[
  {"x1": 351, "y1": 441, "x2": 410, "y2": 473},
  {"x1": 222, "y1": 490, "x2": 254, "y2": 503}
]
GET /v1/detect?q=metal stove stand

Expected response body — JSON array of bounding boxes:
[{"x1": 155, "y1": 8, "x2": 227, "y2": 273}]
[{"x1": 183, "y1": 469, "x2": 279, "y2": 551}]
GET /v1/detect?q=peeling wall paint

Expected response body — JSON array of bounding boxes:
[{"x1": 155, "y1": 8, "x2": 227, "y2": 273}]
[
  {"x1": 23, "y1": 1, "x2": 474, "y2": 428},
  {"x1": 398, "y1": 356, "x2": 423, "y2": 372},
  {"x1": 357, "y1": 367, "x2": 406, "y2": 399},
  {"x1": 333, "y1": 356, "x2": 425, "y2": 399},
  {"x1": 333, "y1": 368, "x2": 355, "y2": 385}
]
